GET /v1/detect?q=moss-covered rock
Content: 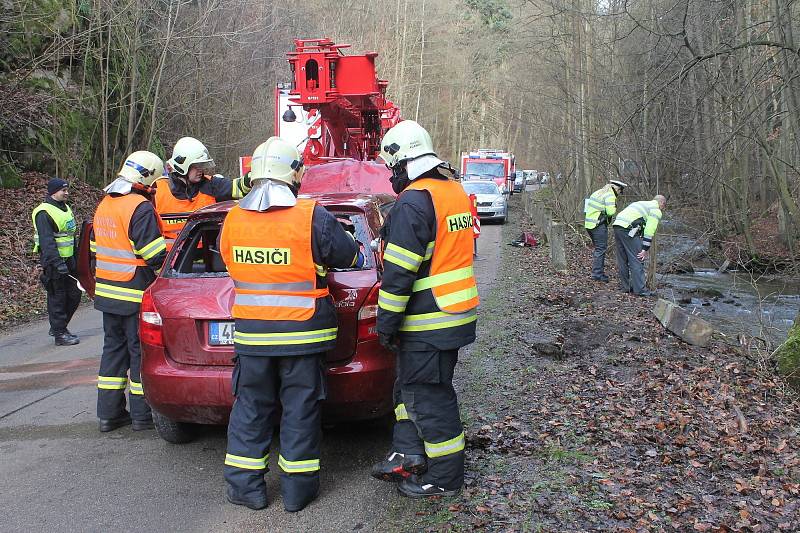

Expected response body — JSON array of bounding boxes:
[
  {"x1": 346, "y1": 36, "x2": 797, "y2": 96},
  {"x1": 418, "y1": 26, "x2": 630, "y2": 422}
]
[{"x1": 776, "y1": 315, "x2": 800, "y2": 390}]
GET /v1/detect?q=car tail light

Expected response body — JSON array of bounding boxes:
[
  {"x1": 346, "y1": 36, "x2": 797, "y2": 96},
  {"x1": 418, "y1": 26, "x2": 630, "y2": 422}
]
[
  {"x1": 140, "y1": 290, "x2": 164, "y2": 347},
  {"x1": 356, "y1": 284, "x2": 379, "y2": 341}
]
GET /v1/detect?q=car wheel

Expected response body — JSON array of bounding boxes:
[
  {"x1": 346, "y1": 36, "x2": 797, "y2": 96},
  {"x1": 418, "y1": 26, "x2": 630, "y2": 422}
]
[{"x1": 153, "y1": 410, "x2": 195, "y2": 444}]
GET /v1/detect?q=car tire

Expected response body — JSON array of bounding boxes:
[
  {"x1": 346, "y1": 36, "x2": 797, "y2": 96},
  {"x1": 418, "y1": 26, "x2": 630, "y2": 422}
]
[{"x1": 153, "y1": 410, "x2": 195, "y2": 444}]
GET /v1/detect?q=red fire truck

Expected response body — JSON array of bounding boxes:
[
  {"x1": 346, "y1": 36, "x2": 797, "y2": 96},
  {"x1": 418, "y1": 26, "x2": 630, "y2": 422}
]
[{"x1": 460, "y1": 149, "x2": 516, "y2": 193}]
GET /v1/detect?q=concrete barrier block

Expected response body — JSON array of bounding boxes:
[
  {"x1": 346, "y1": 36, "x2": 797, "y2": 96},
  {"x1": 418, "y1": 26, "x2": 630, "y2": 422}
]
[
  {"x1": 652, "y1": 298, "x2": 713, "y2": 347},
  {"x1": 550, "y1": 222, "x2": 567, "y2": 272}
]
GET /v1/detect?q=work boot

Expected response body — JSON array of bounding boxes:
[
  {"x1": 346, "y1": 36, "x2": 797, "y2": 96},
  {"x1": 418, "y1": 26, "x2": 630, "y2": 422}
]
[
  {"x1": 371, "y1": 451, "x2": 427, "y2": 482},
  {"x1": 132, "y1": 416, "x2": 155, "y2": 431},
  {"x1": 281, "y1": 473, "x2": 320, "y2": 512},
  {"x1": 98, "y1": 413, "x2": 132, "y2": 433},
  {"x1": 226, "y1": 486, "x2": 267, "y2": 510},
  {"x1": 50, "y1": 328, "x2": 72, "y2": 336},
  {"x1": 591, "y1": 275, "x2": 609, "y2": 282},
  {"x1": 397, "y1": 475, "x2": 461, "y2": 498},
  {"x1": 55, "y1": 333, "x2": 79, "y2": 346},
  {"x1": 637, "y1": 290, "x2": 656, "y2": 297}
]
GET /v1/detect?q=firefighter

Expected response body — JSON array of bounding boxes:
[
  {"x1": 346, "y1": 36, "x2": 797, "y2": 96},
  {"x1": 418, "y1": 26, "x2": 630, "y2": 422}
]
[
  {"x1": 220, "y1": 137, "x2": 363, "y2": 512},
  {"x1": 90, "y1": 151, "x2": 167, "y2": 432},
  {"x1": 155, "y1": 136, "x2": 251, "y2": 250},
  {"x1": 583, "y1": 179, "x2": 627, "y2": 282},
  {"x1": 371, "y1": 120, "x2": 477, "y2": 498},
  {"x1": 612, "y1": 195, "x2": 667, "y2": 296},
  {"x1": 32, "y1": 178, "x2": 81, "y2": 346}
]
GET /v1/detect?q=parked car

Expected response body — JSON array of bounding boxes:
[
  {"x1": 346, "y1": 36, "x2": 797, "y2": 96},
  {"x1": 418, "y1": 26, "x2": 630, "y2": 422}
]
[
  {"x1": 513, "y1": 172, "x2": 524, "y2": 193},
  {"x1": 539, "y1": 172, "x2": 550, "y2": 184},
  {"x1": 78, "y1": 193, "x2": 396, "y2": 443},
  {"x1": 524, "y1": 170, "x2": 538, "y2": 186},
  {"x1": 461, "y1": 180, "x2": 507, "y2": 224}
]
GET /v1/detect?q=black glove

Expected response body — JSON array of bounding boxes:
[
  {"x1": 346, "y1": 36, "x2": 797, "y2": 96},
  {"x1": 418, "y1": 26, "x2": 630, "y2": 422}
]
[
  {"x1": 56, "y1": 262, "x2": 69, "y2": 276},
  {"x1": 378, "y1": 332, "x2": 399, "y2": 353}
]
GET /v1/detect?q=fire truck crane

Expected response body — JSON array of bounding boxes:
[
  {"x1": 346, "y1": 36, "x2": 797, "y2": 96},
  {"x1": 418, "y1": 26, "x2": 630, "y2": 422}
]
[
  {"x1": 240, "y1": 38, "x2": 402, "y2": 194},
  {"x1": 282, "y1": 38, "x2": 402, "y2": 164}
]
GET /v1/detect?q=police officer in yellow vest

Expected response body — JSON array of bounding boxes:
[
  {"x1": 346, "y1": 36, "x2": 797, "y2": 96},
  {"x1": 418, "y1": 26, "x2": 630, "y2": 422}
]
[
  {"x1": 584, "y1": 179, "x2": 627, "y2": 282},
  {"x1": 90, "y1": 151, "x2": 168, "y2": 432},
  {"x1": 220, "y1": 138, "x2": 363, "y2": 512},
  {"x1": 32, "y1": 178, "x2": 81, "y2": 346},
  {"x1": 371, "y1": 120, "x2": 478, "y2": 498},
  {"x1": 612, "y1": 195, "x2": 666, "y2": 296}
]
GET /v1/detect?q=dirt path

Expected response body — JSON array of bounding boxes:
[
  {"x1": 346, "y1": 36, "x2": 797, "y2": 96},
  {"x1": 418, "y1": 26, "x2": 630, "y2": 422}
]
[{"x1": 382, "y1": 199, "x2": 800, "y2": 532}]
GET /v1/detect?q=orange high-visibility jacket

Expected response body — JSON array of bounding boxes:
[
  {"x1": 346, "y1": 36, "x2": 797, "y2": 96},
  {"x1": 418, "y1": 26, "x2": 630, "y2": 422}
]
[
  {"x1": 93, "y1": 194, "x2": 148, "y2": 282},
  {"x1": 153, "y1": 177, "x2": 216, "y2": 249},
  {"x1": 405, "y1": 178, "x2": 479, "y2": 313},
  {"x1": 220, "y1": 199, "x2": 329, "y2": 321}
]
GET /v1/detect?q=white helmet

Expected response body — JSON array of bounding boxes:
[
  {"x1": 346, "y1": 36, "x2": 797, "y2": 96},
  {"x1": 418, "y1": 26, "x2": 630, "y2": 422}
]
[
  {"x1": 379, "y1": 120, "x2": 446, "y2": 179},
  {"x1": 167, "y1": 137, "x2": 214, "y2": 175},
  {"x1": 249, "y1": 137, "x2": 304, "y2": 187},
  {"x1": 117, "y1": 151, "x2": 164, "y2": 185}
]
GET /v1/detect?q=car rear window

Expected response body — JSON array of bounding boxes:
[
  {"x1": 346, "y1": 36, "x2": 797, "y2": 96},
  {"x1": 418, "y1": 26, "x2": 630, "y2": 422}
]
[{"x1": 164, "y1": 210, "x2": 375, "y2": 278}]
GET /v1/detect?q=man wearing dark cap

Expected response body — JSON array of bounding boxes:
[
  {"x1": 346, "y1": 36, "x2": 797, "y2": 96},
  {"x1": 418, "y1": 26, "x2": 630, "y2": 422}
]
[{"x1": 32, "y1": 178, "x2": 81, "y2": 345}]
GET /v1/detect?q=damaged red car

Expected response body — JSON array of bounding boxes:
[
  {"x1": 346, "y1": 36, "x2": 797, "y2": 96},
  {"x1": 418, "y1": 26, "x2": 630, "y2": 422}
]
[{"x1": 80, "y1": 190, "x2": 396, "y2": 444}]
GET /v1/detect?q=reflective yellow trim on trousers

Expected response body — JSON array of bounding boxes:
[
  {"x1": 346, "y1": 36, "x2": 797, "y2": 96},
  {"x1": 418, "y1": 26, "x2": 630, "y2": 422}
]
[
  {"x1": 383, "y1": 243, "x2": 423, "y2": 272},
  {"x1": 233, "y1": 327, "x2": 337, "y2": 346},
  {"x1": 434, "y1": 286, "x2": 478, "y2": 308},
  {"x1": 90, "y1": 240, "x2": 97, "y2": 253},
  {"x1": 278, "y1": 454, "x2": 320, "y2": 473},
  {"x1": 424, "y1": 431, "x2": 466, "y2": 458},
  {"x1": 399, "y1": 309, "x2": 477, "y2": 332},
  {"x1": 97, "y1": 376, "x2": 128, "y2": 390},
  {"x1": 395, "y1": 403, "x2": 410, "y2": 421},
  {"x1": 225, "y1": 453, "x2": 269, "y2": 470},
  {"x1": 315, "y1": 263, "x2": 328, "y2": 277},
  {"x1": 95, "y1": 283, "x2": 145, "y2": 303},
  {"x1": 129, "y1": 380, "x2": 144, "y2": 395},
  {"x1": 378, "y1": 289, "x2": 410, "y2": 313},
  {"x1": 411, "y1": 266, "x2": 474, "y2": 292}
]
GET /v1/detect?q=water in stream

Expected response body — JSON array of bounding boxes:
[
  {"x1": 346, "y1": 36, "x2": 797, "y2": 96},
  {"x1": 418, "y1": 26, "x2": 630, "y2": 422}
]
[{"x1": 658, "y1": 270, "x2": 799, "y2": 346}]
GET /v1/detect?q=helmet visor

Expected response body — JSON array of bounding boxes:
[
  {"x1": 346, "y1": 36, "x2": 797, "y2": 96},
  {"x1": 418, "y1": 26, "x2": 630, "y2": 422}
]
[{"x1": 190, "y1": 161, "x2": 215, "y2": 174}]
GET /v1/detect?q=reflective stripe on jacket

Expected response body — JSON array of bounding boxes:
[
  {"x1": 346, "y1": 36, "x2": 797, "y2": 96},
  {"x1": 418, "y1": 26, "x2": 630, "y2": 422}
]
[
  {"x1": 31, "y1": 202, "x2": 76, "y2": 257},
  {"x1": 153, "y1": 177, "x2": 217, "y2": 250},
  {"x1": 220, "y1": 200, "x2": 330, "y2": 322},
  {"x1": 612, "y1": 200, "x2": 663, "y2": 249},
  {"x1": 386, "y1": 178, "x2": 478, "y2": 332},
  {"x1": 93, "y1": 195, "x2": 150, "y2": 282},
  {"x1": 584, "y1": 185, "x2": 616, "y2": 229}
]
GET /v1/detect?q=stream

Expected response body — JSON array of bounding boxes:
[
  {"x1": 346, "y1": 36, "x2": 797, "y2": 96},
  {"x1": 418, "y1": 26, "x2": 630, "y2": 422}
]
[{"x1": 658, "y1": 270, "x2": 799, "y2": 346}]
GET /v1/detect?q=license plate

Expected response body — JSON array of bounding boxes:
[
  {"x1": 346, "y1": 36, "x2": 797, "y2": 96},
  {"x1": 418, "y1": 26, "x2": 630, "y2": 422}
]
[{"x1": 209, "y1": 321, "x2": 235, "y2": 345}]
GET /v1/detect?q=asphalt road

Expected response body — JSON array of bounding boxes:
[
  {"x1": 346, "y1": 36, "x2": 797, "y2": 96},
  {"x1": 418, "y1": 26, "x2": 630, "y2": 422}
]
[{"x1": 0, "y1": 222, "x2": 503, "y2": 533}]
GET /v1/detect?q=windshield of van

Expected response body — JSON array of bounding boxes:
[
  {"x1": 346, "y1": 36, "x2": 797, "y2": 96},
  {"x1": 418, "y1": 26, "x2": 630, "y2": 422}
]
[{"x1": 465, "y1": 162, "x2": 505, "y2": 178}]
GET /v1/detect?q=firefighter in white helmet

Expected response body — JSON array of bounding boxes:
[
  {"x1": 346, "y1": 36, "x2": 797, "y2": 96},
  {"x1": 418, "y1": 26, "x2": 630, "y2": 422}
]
[
  {"x1": 371, "y1": 120, "x2": 477, "y2": 498},
  {"x1": 153, "y1": 137, "x2": 251, "y2": 250},
  {"x1": 220, "y1": 137, "x2": 364, "y2": 512},
  {"x1": 90, "y1": 151, "x2": 168, "y2": 432}
]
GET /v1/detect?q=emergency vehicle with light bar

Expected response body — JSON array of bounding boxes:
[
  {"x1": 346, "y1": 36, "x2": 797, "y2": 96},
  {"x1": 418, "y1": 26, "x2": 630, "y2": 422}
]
[{"x1": 460, "y1": 149, "x2": 516, "y2": 194}]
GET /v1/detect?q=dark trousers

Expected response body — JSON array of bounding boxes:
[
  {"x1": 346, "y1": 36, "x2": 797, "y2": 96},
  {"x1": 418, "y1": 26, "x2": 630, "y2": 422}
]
[
  {"x1": 224, "y1": 353, "x2": 326, "y2": 504},
  {"x1": 614, "y1": 226, "x2": 646, "y2": 294},
  {"x1": 391, "y1": 348, "x2": 465, "y2": 490},
  {"x1": 42, "y1": 270, "x2": 81, "y2": 335},
  {"x1": 97, "y1": 312, "x2": 150, "y2": 421},
  {"x1": 586, "y1": 223, "x2": 608, "y2": 279}
]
